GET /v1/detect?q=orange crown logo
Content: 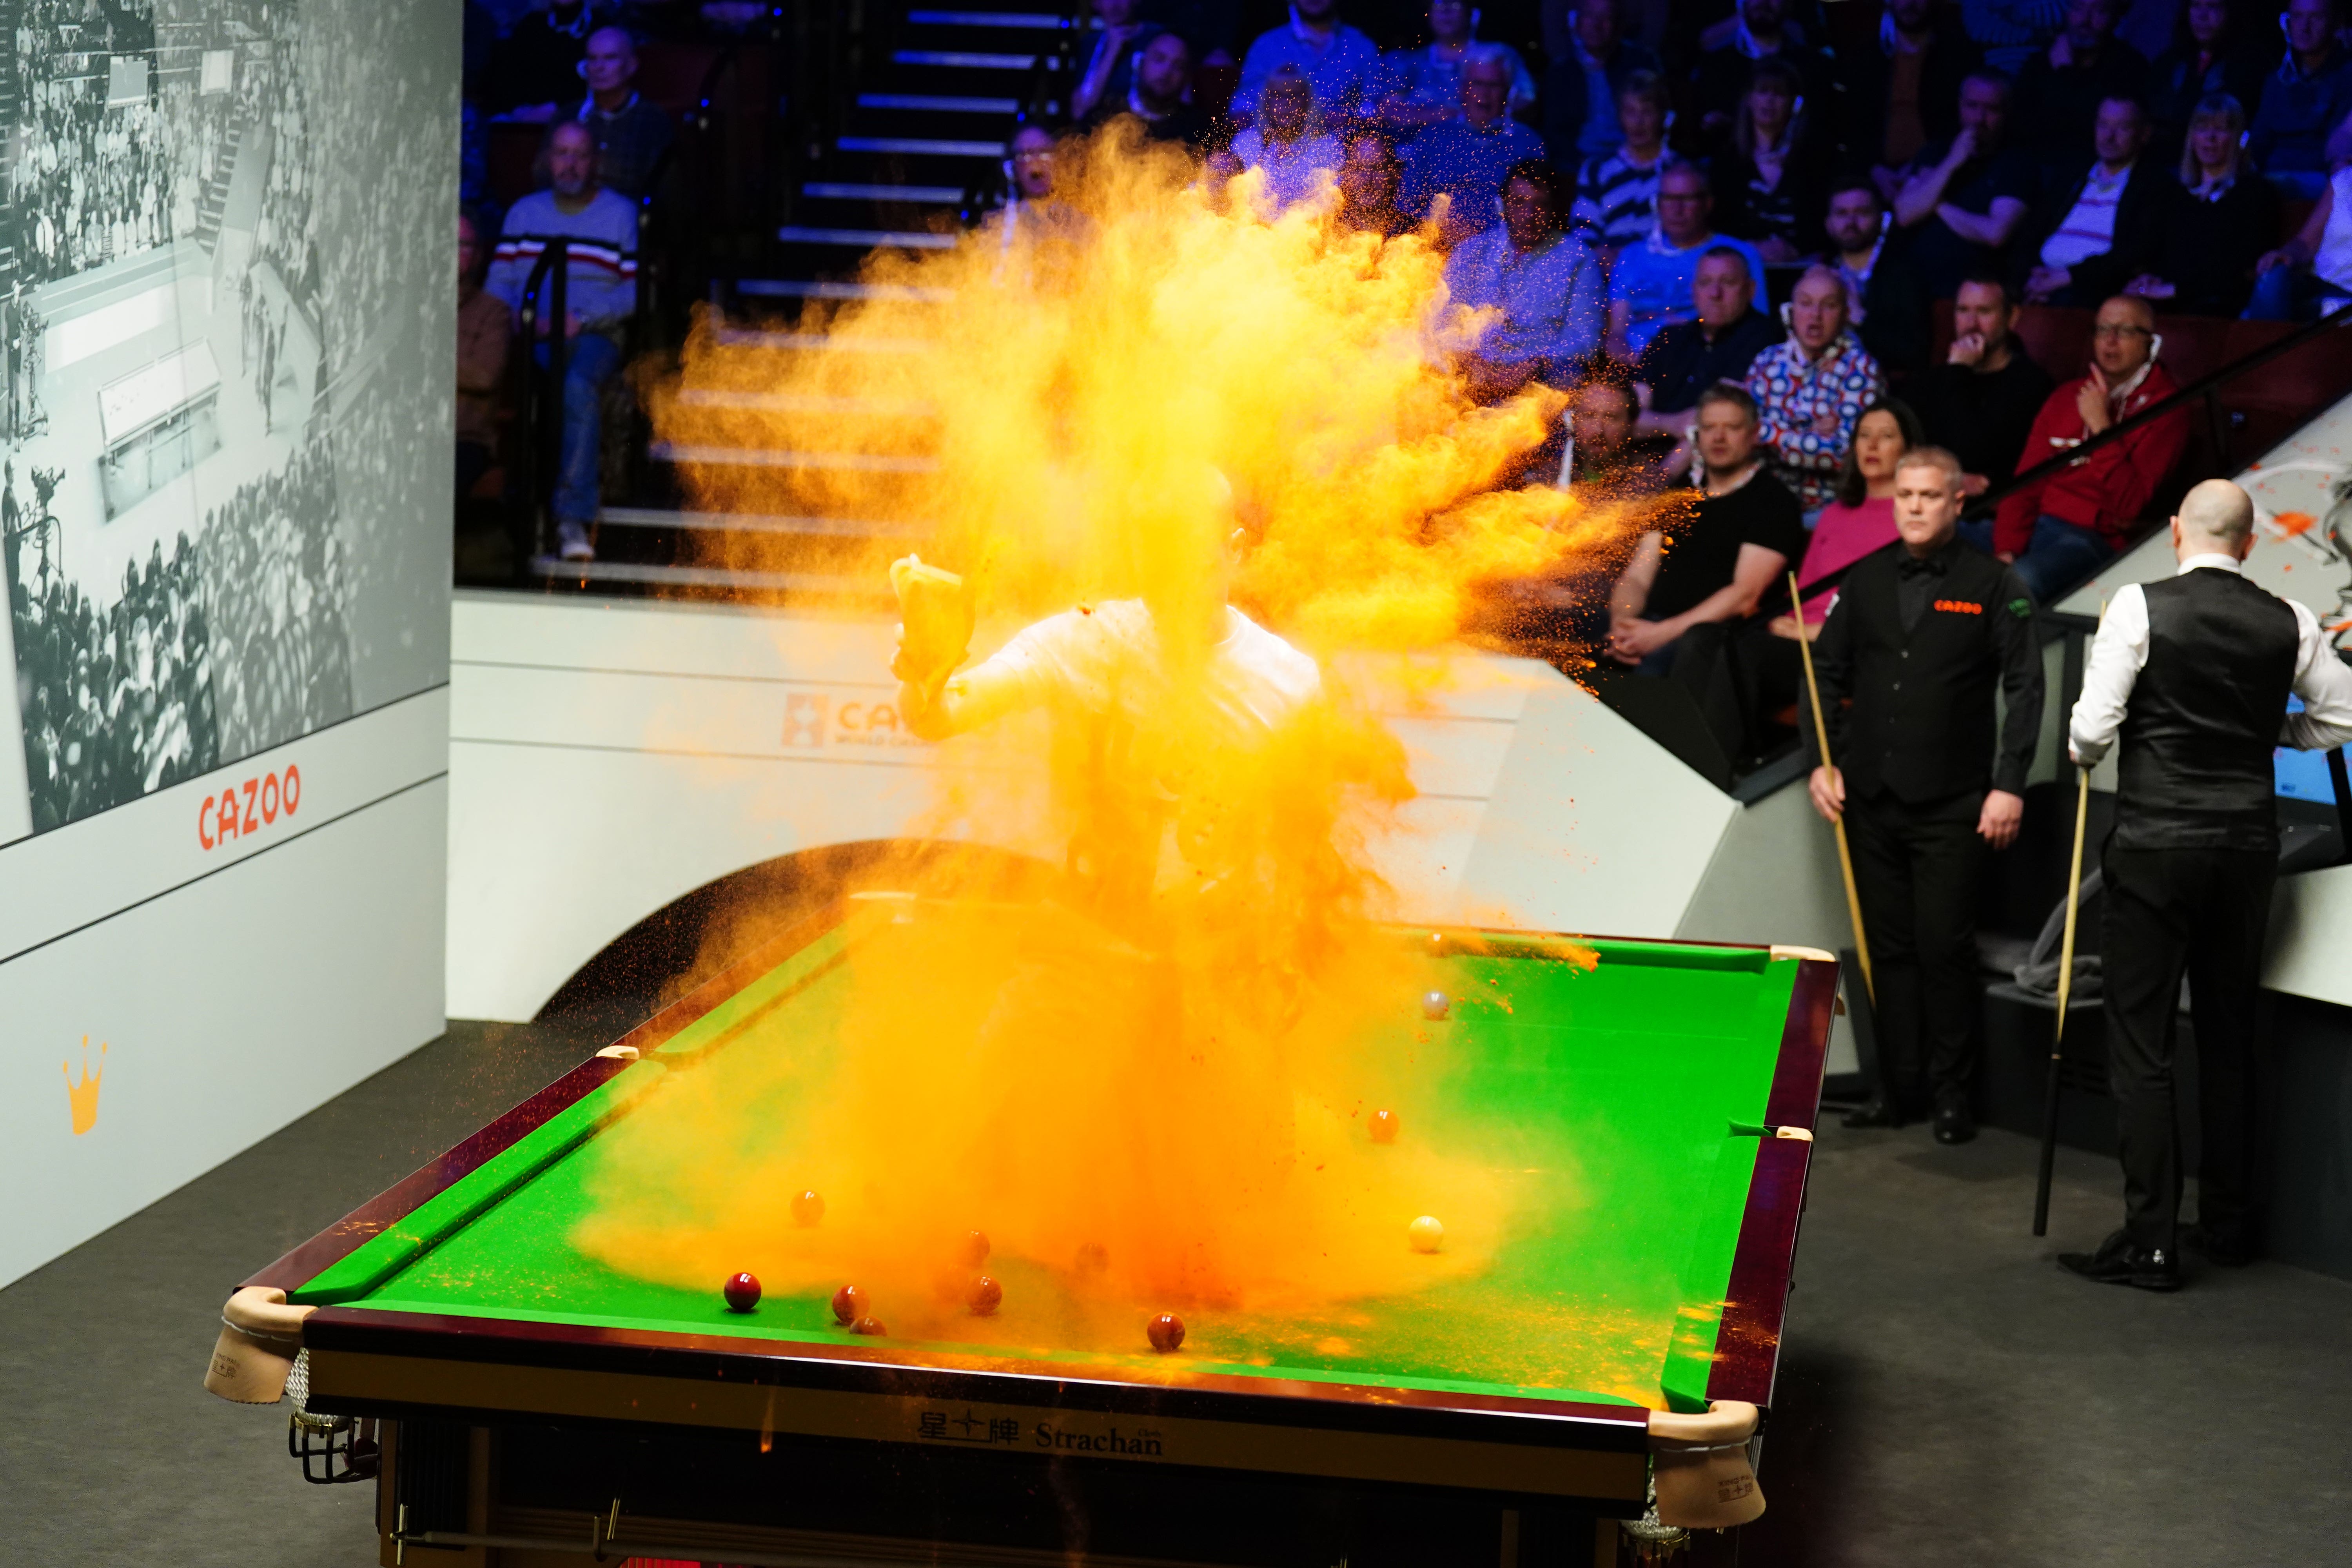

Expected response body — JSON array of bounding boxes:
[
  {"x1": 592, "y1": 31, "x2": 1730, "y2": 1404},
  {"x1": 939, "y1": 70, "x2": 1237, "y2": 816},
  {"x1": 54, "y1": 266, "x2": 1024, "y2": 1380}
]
[{"x1": 63, "y1": 1037, "x2": 107, "y2": 1136}]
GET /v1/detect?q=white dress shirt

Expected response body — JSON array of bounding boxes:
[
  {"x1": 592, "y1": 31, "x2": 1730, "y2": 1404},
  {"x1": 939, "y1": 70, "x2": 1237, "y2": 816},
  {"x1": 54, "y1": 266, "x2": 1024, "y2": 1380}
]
[{"x1": 2069, "y1": 555, "x2": 2352, "y2": 764}]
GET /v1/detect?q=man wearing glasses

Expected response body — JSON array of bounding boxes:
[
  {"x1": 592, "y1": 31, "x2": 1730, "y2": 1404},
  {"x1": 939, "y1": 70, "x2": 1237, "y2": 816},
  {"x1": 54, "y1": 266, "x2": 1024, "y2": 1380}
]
[{"x1": 1974, "y1": 295, "x2": 2187, "y2": 601}]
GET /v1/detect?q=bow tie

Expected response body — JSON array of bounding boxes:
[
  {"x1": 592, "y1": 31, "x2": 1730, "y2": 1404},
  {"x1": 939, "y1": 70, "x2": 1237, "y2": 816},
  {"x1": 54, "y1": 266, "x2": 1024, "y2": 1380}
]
[{"x1": 1897, "y1": 554, "x2": 1945, "y2": 579}]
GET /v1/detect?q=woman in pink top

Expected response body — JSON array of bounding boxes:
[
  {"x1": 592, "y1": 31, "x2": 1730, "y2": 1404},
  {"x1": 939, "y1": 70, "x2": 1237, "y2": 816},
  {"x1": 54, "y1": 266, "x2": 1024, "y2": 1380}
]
[{"x1": 1769, "y1": 398, "x2": 1922, "y2": 641}]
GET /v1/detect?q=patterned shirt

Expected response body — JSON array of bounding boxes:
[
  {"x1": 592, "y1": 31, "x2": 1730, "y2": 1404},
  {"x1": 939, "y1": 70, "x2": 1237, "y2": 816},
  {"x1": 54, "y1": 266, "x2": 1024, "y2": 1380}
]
[
  {"x1": 1744, "y1": 330, "x2": 1888, "y2": 512},
  {"x1": 1573, "y1": 147, "x2": 1672, "y2": 250}
]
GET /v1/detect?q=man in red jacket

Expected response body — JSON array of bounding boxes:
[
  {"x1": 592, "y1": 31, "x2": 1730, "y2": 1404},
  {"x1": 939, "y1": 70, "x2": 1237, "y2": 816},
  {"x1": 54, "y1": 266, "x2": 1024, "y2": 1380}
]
[{"x1": 1976, "y1": 295, "x2": 2187, "y2": 600}]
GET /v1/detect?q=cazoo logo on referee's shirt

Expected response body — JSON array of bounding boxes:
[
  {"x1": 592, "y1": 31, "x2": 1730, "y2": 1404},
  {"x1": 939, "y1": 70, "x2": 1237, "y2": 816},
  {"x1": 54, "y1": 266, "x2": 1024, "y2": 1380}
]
[{"x1": 781, "y1": 692, "x2": 929, "y2": 751}]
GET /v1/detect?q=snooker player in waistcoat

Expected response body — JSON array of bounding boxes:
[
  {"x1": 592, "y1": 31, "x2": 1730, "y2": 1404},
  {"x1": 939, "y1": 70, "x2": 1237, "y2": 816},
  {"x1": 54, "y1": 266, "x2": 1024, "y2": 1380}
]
[
  {"x1": 2059, "y1": 479, "x2": 2352, "y2": 1291},
  {"x1": 1805, "y1": 446, "x2": 2045, "y2": 1145}
]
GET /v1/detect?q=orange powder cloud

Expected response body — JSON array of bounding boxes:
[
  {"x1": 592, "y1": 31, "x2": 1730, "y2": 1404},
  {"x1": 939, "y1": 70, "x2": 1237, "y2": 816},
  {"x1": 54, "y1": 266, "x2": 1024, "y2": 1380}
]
[{"x1": 573, "y1": 122, "x2": 1651, "y2": 1349}]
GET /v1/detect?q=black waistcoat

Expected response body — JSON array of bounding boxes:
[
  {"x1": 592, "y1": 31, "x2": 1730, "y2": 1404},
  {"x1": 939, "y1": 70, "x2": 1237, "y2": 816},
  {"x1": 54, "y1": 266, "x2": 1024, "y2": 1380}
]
[
  {"x1": 1840, "y1": 544, "x2": 2019, "y2": 804},
  {"x1": 2114, "y1": 568, "x2": 2299, "y2": 850}
]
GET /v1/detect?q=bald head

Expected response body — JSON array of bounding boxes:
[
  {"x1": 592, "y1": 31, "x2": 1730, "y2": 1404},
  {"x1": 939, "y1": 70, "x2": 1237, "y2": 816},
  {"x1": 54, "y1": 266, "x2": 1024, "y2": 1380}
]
[
  {"x1": 2176, "y1": 479, "x2": 2255, "y2": 555},
  {"x1": 582, "y1": 26, "x2": 637, "y2": 104}
]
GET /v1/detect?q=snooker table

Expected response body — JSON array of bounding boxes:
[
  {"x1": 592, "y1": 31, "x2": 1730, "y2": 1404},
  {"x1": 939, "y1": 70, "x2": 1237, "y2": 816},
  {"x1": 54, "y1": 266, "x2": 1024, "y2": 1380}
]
[{"x1": 216, "y1": 898, "x2": 1836, "y2": 1568}]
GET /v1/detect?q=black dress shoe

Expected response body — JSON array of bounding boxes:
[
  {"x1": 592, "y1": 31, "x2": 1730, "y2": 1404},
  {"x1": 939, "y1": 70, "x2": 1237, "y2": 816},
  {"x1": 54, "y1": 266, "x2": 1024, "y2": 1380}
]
[
  {"x1": 1932, "y1": 1101, "x2": 1977, "y2": 1145},
  {"x1": 2058, "y1": 1229, "x2": 2181, "y2": 1292},
  {"x1": 1841, "y1": 1098, "x2": 1904, "y2": 1129},
  {"x1": 2182, "y1": 1224, "x2": 2256, "y2": 1267}
]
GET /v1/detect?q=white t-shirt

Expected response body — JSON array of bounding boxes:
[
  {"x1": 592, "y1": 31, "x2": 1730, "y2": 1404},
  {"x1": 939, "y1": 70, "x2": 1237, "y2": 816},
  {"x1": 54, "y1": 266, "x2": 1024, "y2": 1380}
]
[
  {"x1": 948, "y1": 600, "x2": 1323, "y2": 894},
  {"x1": 949, "y1": 600, "x2": 1322, "y2": 744}
]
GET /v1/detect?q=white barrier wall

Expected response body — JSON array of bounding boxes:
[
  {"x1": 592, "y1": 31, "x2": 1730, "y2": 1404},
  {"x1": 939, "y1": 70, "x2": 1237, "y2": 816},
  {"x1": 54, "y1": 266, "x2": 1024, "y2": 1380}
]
[
  {"x1": 0, "y1": 1, "x2": 454, "y2": 1288},
  {"x1": 446, "y1": 590, "x2": 1863, "y2": 1088}
]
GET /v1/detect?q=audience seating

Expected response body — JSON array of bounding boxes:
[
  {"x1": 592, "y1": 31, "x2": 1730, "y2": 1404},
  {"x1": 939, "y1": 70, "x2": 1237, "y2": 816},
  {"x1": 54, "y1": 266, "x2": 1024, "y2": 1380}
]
[
  {"x1": 487, "y1": 120, "x2": 543, "y2": 209},
  {"x1": 1928, "y1": 301, "x2": 2352, "y2": 519}
]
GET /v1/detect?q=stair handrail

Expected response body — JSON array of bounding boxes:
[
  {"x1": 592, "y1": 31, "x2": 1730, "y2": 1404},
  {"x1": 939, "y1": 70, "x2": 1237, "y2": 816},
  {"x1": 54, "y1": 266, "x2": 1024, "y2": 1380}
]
[{"x1": 513, "y1": 238, "x2": 570, "y2": 569}]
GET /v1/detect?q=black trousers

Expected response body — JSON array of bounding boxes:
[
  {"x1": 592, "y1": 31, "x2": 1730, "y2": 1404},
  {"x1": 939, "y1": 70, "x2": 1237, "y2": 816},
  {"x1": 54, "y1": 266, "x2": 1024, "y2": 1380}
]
[
  {"x1": 1846, "y1": 789, "x2": 1986, "y2": 1111},
  {"x1": 2100, "y1": 844, "x2": 2276, "y2": 1254}
]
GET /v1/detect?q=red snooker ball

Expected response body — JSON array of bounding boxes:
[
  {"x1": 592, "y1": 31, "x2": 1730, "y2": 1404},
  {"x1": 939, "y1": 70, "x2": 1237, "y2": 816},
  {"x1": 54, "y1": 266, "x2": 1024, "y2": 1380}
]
[
  {"x1": 969, "y1": 1275, "x2": 1003, "y2": 1316},
  {"x1": 1147, "y1": 1313, "x2": 1185, "y2": 1353},
  {"x1": 1369, "y1": 1109, "x2": 1399, "y2": 1144},
  {"x1": 831, "y1": 1283, "x2": 866, "y2": 1325},
  {"x1": 792, "y1": 1189, "x2": 825, "y2": 1227},
  {"x1": 723, "y1": 1272, "x2": 761, "y2": 1313},
  {"x1": 852, "y1": 1315, "x2": 888, "y2": 1336},
  {"x1": 961, "y1": 1229, "x2": 991, "y2": 1266}
]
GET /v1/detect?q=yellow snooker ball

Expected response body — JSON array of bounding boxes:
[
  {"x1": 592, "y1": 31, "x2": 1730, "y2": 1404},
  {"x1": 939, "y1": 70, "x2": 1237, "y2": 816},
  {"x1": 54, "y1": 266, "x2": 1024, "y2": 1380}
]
[{"x1": 1408, "y1": 1215, "x2": 1445, "y2": 1253}]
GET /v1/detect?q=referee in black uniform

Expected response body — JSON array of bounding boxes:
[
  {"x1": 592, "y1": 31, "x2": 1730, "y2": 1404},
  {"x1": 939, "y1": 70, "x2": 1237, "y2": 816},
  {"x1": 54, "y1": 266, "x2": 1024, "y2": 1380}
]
[
  {"x1": 2060, "y1": 479, "x2": 2352, "y2": 1290},
  {"x1": 1806, "y1": 446, "x2": 2044, "y2": 1144}
]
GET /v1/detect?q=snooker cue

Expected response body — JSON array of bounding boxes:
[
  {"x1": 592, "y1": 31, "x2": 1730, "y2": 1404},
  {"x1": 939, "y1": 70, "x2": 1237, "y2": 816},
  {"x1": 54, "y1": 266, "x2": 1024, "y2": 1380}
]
[
  {"x1": 1789, "y1": 571, "x2": 1875, "y2": 1007},
  {"x1": 2033, "y1": 763, "x2": 2092, "y2": 1237}
]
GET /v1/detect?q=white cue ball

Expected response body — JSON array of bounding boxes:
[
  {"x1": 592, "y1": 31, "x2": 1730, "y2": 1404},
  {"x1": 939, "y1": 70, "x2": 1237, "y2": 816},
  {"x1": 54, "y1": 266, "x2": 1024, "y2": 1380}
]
[{"x1": 1408, "y1": 1215, "x2": 1445, "y2": 1253}]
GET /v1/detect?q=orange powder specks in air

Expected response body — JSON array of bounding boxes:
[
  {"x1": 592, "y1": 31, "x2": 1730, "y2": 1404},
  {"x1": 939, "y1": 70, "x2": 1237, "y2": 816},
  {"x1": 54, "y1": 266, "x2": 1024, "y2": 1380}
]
[{"x1": 577, "y1": 123, "x2": 1652, "y2": 1350}]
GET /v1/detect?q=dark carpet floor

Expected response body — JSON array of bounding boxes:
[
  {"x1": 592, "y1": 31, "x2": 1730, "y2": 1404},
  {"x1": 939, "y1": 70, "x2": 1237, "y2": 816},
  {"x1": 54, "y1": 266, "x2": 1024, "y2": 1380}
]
[{"x1": 2, "y1": 1022, "x2": 2345, "y2": 1566}]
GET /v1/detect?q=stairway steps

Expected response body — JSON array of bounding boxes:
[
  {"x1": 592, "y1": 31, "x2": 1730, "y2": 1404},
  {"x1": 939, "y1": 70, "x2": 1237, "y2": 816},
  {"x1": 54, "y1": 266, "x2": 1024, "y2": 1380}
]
[
  {"x1": 713, "y1": 326, "x2": 936, "y2": 352},
  {"x1": 599, "y1": 506, "x2": 931, "y2": 538},
  {"x1": 775, "y1": 225, "x2": 956, "y2": 250},
  {"x1": 676, "y1": 387, "x2": 938, "y2": 416},
  {"x1": 890, "y1": 49, "x2": 1037, "y2": 69},
  {"x1": 804, "y1": 180, "x2": 965, "y2": 203},
  {"x1": 528, "y1": 555, "x2": 897, "y2": 599},
  {"x1": 737, "y1": 279, "x2": 955, "y2": 303},
  {"x1": 857, "y1": 91, "x2": 1020, "y2": 114},
  {"x1": 837, "y1": 134, "x2": 1005, "y2": 157},
  {"x1": 905, "y1": 9, "x2": 1068, "y2": 26},
  {"x1": 650, "y1": 443, "x2": 942, "y2": 474}
]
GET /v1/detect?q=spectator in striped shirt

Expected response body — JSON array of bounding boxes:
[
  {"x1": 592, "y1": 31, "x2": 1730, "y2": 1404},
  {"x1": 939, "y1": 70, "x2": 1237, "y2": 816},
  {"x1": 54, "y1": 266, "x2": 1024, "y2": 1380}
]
[
  {"x1": 1743, "y1": 265, "x2": 1889, "y2": 516},
  {"x1": 485, "y1": 120, "x2": 639, "y2": 562},
  {"x1": 2023, "y1": 94, "x2": 2165, "y2": 306},
  {"x1": 1570, "y1": 69, "x2": 1674, "y2": 261}
]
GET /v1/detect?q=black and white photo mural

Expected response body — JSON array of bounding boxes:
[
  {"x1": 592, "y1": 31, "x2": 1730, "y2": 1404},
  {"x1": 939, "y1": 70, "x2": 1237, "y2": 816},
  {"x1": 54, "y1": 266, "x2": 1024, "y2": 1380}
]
[{"x1": 0, "y1": 0, "x2": 453, "y2": 837}]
